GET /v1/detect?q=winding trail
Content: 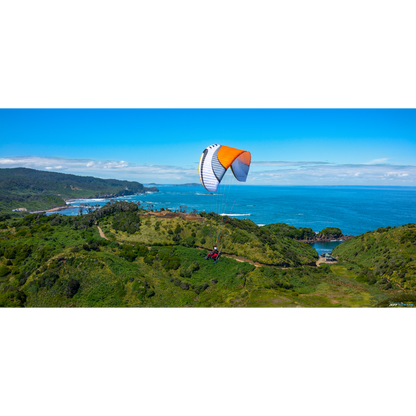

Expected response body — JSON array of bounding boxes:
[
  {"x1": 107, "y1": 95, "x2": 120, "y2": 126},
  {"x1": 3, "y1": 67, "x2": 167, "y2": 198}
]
[
  {"x1": 95, "y1": 225, "x2": 318, "y2": 271},
  {"x1": 96, "y1": 224, "x2": 265, "y2": 267},
  {"x1": 97, "y1": 225, "x2": 109, "y2": 240},
  {"x1": 196, "y1": 247, "x2": 264, "y2": 267}
]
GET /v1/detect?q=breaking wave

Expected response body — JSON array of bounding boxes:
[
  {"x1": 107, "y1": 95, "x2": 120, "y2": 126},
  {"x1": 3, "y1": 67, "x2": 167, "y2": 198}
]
[{"x1": 220, "y1": 213, "x2": 251, "y2": 217}]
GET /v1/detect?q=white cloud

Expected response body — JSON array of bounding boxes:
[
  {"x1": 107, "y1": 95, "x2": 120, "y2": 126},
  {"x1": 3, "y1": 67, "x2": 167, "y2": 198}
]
[
  {"x1": 0, "y1": 156, "x2": 199, "y2": 182},
  {"x1": 1, "y1": 156, "x2": 415, "y2": 185},
  {"x1": 248, "y1": 163, "x2": 416, "y2": 185},
  {"x1": 365, "y1": 158, "x2": 388, "y2": 164},
  {"x1": 251, "y1": 161, "x2": 329, "y2": 167}
]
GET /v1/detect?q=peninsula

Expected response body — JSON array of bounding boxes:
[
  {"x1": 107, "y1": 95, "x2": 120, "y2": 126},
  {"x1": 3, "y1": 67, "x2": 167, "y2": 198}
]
[
  {"x1": 263, "y1": 223, "x2": 354, "y2": 243},
  {"x1": 0, "y1": 168, "x2": 158, "y2": 216}
]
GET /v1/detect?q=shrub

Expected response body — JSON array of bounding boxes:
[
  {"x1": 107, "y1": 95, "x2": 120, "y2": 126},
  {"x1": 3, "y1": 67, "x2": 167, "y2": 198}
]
[
  {"x1": 356, "y1": 274, "x2": 369, "y2": 284},
  {"x1": 136, "y1": 245, "x2": 149, "y2": 257},
  {"x1": 0, "y1": 265, "x2": 11, "y2": 277},
  {"x1": 0, "y1": 287, "x2": 26, "y2": 307},
  {"x1": 65, "y1": 279, "x2": 80, "y2": 298},
  {"x1": 200, "y1": 238, "x2": 206, "y2": 245},
  {"x1": 180, "y1": 268, "x2": 192, "y2": 278},
  {"x1": 4, "y1": 247, "x2": 16, "y2": 259},
  {"x1": 184, "y1": 237, "x2": 195, "y2": 247},
  {"x1": 90, "y1": 243, "x2": 100, "y2": 251}
]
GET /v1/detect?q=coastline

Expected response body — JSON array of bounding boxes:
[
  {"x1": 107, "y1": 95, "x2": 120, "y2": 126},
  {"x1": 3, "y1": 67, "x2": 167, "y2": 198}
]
[
  {"x1": 30, "y1": 204, "x2": 74, "y2": 214},
  {"x1": 299, "y1": 235, "x2": 354, "y2": 244}
]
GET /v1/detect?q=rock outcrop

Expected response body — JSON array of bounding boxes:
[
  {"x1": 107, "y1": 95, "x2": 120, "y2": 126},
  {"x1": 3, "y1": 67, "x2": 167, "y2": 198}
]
[{"x1": 297, "y1": 234, "x2": 354, "y2": 243}]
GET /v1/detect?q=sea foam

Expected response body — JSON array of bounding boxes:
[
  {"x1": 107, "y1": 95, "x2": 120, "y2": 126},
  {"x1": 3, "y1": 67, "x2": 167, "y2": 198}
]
[{"x1": 220, "y1": 213, "x2": 251, "y2": 216}]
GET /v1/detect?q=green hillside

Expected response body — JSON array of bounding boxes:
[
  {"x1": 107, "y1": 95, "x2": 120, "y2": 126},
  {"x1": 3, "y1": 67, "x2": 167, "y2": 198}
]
[
  {"x1": 332, "y1": 224, "x2": 416, "y2": 291},
  {"x1": 0, "y1": 167, "x2": 157, "y2": 215},
  {"x1": 1, "y1": 201, "x2": 413, "y2": 307},
  {"x1": 103, "y1": 210, "x2": 319, "y2": 267}
]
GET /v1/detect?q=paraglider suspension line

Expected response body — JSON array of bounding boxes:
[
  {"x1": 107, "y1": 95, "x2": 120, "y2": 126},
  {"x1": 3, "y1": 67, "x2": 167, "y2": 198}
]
[{"x1": 216, "y1": 198, "x2": 237, "y2": 248}]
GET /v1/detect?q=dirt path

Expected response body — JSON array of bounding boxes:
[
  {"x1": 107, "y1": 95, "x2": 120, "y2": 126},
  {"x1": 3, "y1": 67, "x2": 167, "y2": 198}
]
[
  {"x1": 95, "y1": 226, "x2": 274, "y2": 269},
  {"x1": 196, "y1": 247, "x2": 263, "y2": 267},
  {"x1": 220, "y1": 253, "x2": 263, "y2": 267},
  {"x1": 97, "y1": 225, "x2": 109, "y2": 240}
]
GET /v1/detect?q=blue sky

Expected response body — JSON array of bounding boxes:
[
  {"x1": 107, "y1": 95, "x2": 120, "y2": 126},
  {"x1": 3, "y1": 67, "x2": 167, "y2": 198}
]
[{"x1": 1, "y1": 109, "x2": 415, "y2": 185}]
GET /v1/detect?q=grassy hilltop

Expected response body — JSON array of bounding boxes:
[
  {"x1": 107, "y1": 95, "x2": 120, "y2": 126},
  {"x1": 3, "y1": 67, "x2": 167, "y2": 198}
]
[
  {"x1": 0, "y1": 201, "x2": 415, "y2": 307},
  {"x1": 0, "y1": 167, "x2": 156, "y2": 215}
]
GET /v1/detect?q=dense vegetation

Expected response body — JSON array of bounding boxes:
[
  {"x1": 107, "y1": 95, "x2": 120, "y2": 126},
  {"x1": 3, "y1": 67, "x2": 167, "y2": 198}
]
[
  {"x1": 263, "y1": 223, "x2": 344, "y2": 240},
  {"x1": 0, "y1": 167, "x2": 157, "y2": 215},
  {"x1": 1, "y1": 202, "x2": 414, "y2": 307},
  {"x1": 332, "y1": 224, "x2": 416, "y2": 291},
  {"x1": 108, "y1": 210, "x2": 319, "y2": 266},
  {"x1": 318, "y1": 227, "x2": 343, "y2": 238},
  {"x1": 263, "y1": 223, "x2": 316, "y2": 240}
]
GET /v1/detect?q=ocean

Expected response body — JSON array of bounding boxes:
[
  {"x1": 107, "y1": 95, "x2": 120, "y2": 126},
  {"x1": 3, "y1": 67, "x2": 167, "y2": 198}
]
[{"x1": 53, "y1": 185, "x2": 416, "y2": 254}]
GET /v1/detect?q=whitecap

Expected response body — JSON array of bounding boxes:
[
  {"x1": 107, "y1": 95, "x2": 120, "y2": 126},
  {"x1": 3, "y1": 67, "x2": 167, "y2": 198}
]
[
  {"x1": 220, "y1": 213, "x2": 251, "y2": 216},
  {"x1": 71, "y1": 198, "x2": 106, "y2": 203}
]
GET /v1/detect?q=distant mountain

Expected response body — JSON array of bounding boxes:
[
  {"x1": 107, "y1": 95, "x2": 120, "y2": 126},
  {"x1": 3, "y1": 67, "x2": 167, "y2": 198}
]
[{"x1": 0, "y1": 168, "x2": 158, "y2": 215}]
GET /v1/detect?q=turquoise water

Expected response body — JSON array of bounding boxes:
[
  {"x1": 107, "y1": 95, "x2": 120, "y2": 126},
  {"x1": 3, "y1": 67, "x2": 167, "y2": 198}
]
[
  {"x1": 55, "y1": 185, "x2": 416, "y2": 237},
  {"x1": 308, "y1": 241, "x2": 344, "y2": 256}
]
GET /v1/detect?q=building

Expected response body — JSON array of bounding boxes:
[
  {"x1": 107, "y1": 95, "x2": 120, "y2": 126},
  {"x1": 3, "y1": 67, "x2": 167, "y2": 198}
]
[{"x1": 325, "y1": 255, "x2": 336, "y2": 262}]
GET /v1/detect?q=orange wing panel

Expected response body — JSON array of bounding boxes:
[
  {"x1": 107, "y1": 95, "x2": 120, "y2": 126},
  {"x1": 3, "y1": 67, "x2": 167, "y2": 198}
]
[{"x1": 217, "y1": 145, "x2": 250, "y2": 168}]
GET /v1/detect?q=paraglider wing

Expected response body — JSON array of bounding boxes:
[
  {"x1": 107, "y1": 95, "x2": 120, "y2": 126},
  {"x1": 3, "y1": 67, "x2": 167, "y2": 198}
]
[{"x1": 198, "y1": 144, "x2": 251, "y2": 192}]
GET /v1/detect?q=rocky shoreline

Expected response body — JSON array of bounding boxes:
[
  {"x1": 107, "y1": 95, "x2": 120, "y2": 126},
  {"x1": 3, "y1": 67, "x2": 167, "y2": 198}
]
[
  {"x1": 91, "y1": 186, "x2": 159, "y2": 199},
  {"x1": 297, "y1": 234, "x2": 354, "y2": 243}
]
